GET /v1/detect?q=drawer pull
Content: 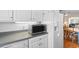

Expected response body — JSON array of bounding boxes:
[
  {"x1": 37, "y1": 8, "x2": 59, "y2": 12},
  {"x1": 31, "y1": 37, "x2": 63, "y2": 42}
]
[
  {"x1": 39, "y1": 43, "x2": 42, "y2": 46},
  {"x1": 39, "y1": 38, "x2": 42, "y2": 40}
]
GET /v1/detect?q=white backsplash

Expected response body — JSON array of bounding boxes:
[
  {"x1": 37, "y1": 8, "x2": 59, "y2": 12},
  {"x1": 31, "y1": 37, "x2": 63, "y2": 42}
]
[{"x1": 0, "y1": 22, "x2": 38, "y2": 32}]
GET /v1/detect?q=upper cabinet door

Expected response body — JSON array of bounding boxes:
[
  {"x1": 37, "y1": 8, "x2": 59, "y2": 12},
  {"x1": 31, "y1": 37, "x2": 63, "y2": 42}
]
[
  {"x1": 31, "y1": 10, "x2": 43, "y2": 21},
  {"x1": 43, "y1": 10, "x2": 49, "y2": 21},
  {"x1": 14, "y1": 10, "x2": 31, "y2": 22},
  {"x1": 0, "y1": 10, "x2": 13, "y2": 22},
  {"x1": 43, "y1": 10, "x2": 54, "y2": 21}
]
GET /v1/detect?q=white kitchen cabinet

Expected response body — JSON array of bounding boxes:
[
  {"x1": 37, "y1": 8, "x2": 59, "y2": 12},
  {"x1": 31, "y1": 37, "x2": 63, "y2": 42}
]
[
  {"x1": 29, "y1": 34, "x2": 48, "y2": 48},
  {"x1": 0, "y1": 10, "x2": 13, "y2": 22},
  {"x1": 31, "y1": 10, "x2": 43, "y2": 22},
  {"x1": 40, "y1": 35, "x2": 48, "y2": 48},
  {"x1": 1, "y1": 34, "x2": 48, "y2": 48},
  {"x1": 1, "y1": 40, "x2": 28, "y2": 48},
  {"x1": 23, "y1": 39, "x2": 29, "y2": 48},
  {"x1": 42, "y1": 10, "x2": 54, "y2": 21},
  {"x1": 13, "y1": 10, "x2": 32, "y2": 22},
  {"x1": 42, "y1": 10, "x2": 49, "y2": 21},
  {"x1": 29, "y1": 37, "x2": 40, "y2": 48}
]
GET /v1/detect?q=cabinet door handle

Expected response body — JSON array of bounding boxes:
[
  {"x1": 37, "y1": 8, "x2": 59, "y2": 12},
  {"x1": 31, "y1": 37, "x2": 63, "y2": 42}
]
[
  {"x1": 10, "y1": 17, "x2": 14, "y2": 21},
  {"x1": 3, "y1": 45, "x2": 12, "y2": 48},
  {"x1": 39, "y1": 43, "x2": 42, "y2": 46},
  {"x1": 42, "y1": 13, "x2": 45, "y2": 15},
  {"x1": 32, "y1": 18, "x2": 35, "y2": 19},
  {"x1": 39, "y1": 44, "x2": 40, "y2": 46},
  {"x1": 40, "y1": 38, "x2": 41, "y2": 40},
  {"x1": 10, "y1": 17, "x2": 13, "y2": 18}
]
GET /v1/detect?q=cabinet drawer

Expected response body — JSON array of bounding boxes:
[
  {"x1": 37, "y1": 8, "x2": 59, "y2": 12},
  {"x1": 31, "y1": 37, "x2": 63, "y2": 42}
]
[
  {"x1": 1, "y1": 40, "x2": 28, "y2": 48},
  {"x1": 29, "y1": 39, "x2": 47, "y2": 48},
  {"x1": 29, "y1": 34, "x2": 48, "y2": 48},
  {"x1": 1, "y1": 44, "x2": 13, "y2": 48},
  {"x1": 1, "y1": 43, "x2": 24, "y2": 48},
  {"x1": 30, "y1": 43, "x2": 39, "y2": 48},
  {"x1": 39, "y1": 38, "x2": 48, "y2": 48},
  {"x1": 29, "y1": 37, "x2": 41, "y2": 44},
  {"x1": 31, "y1": 34, "x2": 48, "y2": 44}
]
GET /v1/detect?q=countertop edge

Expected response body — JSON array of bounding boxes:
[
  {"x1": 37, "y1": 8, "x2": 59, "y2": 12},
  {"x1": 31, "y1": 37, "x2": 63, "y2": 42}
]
[{"x1": 0, "y1": 32, "x2": 48, "y2": 47}]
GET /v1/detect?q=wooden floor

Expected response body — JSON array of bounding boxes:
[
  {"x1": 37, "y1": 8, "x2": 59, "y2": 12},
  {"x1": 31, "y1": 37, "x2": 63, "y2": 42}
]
[{"x1": 64, "y1": 39, "x2": 79, "y2": 48}]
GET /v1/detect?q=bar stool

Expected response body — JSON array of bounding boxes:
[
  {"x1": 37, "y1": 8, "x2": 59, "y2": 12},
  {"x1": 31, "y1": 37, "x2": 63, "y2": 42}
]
[{"x1": 70, "y1": 32, "x2": 77, "y2": 48}]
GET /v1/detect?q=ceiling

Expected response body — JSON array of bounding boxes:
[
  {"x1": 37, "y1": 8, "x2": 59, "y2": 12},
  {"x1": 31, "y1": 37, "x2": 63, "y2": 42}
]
[{"x1": 60, "y1": 10, "x2": 79, "y2": 17}]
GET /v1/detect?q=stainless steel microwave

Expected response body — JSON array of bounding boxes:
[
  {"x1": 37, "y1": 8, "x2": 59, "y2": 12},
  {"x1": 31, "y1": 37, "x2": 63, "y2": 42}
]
[{"x1": 30, "y1": 24, "x2": 47, "y2": 34}]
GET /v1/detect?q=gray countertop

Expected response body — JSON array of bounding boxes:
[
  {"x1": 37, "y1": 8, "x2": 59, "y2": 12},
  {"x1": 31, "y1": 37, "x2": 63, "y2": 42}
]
[{"x1": 0, "y1": 32, "x2": 48, "y2": 47}]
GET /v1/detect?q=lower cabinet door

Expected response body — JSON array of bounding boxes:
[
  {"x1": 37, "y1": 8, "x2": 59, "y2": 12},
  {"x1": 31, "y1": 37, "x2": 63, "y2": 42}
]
[
  {"x1": 37, "y1": 38, "x2": 47, "y2": 48},
  {"x1": 29, "y1": 34, "x2": 48, "y2": 48},
  {"x1": 39, "y1": 38, "x2": 48, "y2": 48},
  {"x1": 29, "y1": 37, "x2": 39, "y2": 48},
  {"x1": 30, "y1": 43, "x2": 39, "y2": 48},
  {"x1": 1, "y1": 40, "x2": 28, "y2": 48},
  {"x1": 23, "y1": 40, "x2": 29, "y2": 48}
]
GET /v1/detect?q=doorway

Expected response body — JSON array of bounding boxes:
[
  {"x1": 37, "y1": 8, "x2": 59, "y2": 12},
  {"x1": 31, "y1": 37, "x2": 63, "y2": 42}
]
[{"x1": 63, "y1": 10, "x2": 79, "y2": 48}]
